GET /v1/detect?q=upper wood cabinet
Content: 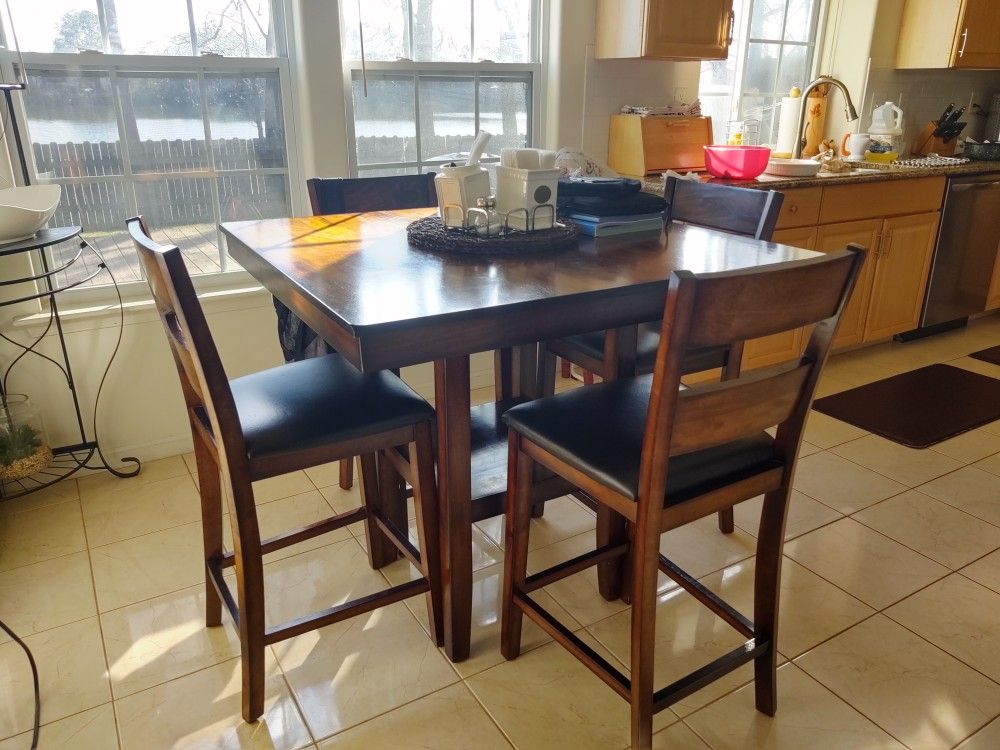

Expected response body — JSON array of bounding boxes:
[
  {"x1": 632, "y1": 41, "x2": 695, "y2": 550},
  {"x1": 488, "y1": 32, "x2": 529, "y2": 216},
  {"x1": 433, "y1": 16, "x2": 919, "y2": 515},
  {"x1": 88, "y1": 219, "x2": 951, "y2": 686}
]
[
  {"x1": 896, "y1": 0, "x2": 1000, "y2": 69},
  {"x1": 596, "y1": 0, "x2": 735, "y2": 60}
]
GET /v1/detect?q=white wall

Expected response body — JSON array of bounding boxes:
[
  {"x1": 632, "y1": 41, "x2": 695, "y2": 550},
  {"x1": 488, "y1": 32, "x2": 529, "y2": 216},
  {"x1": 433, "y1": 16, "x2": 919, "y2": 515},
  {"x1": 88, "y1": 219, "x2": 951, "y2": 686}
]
[{"x1": 544, "y1": 0, "x2": 700, "y2": 162}]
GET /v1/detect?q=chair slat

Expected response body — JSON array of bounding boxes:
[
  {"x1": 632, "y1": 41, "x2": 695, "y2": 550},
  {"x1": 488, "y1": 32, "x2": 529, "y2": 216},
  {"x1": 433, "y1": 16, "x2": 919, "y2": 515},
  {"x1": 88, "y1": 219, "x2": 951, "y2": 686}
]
[{"x1": 670, "y1": 362, "x2": 811, "y2": 455}]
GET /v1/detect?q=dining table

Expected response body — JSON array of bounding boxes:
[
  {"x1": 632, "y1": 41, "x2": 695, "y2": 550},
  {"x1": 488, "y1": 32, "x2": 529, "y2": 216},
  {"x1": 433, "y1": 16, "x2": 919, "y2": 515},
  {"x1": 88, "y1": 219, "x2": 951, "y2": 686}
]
[{"x1": 221, "y1": 206, "x2": 821, "y2": 662}]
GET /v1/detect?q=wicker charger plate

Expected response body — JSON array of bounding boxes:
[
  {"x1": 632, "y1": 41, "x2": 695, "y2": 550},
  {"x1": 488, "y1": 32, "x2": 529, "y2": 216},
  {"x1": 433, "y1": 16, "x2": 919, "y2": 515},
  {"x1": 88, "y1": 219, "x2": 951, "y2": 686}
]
[{"x1": 406, "y1": 215, "x2": 579, "y2": 255}]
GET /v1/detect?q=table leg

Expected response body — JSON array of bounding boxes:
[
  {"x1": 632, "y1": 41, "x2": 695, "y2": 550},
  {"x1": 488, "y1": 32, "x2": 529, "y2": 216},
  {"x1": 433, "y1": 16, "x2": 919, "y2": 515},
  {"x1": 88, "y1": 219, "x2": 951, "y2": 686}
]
[{"x1": 435, "y1": 355, "x2": 473, "y2": 662}]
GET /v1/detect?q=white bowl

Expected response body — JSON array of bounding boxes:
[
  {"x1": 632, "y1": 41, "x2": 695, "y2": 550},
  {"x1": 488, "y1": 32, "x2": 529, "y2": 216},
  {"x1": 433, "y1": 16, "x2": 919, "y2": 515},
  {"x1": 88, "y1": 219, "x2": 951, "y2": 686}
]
[
  {"x1": 0, "y1": 185, "x2": 62, "y2": 244},
  {"x1": 764, "y1": 158, "x2": 822, "y2": 177}
]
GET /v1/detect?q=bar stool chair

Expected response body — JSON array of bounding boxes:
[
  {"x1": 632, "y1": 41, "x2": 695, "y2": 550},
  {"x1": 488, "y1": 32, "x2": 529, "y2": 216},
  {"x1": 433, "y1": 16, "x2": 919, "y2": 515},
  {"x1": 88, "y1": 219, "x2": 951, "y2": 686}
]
[
  {"x1": 128, "y1": 216, "x2": 443, "y2": 723},
  {"x1": 501, "y1": 246, "x2": 865, "y2": 749},
  {"x1": 549, "y1": 178, "x2": 786, "y2": 553}
]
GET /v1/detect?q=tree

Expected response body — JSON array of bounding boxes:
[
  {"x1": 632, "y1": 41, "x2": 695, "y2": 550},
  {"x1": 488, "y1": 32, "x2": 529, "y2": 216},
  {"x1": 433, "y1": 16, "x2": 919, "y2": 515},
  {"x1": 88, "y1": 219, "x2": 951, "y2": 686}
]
[{"x1": 52, "y1": 10, "x2": 102, "y2": 53}]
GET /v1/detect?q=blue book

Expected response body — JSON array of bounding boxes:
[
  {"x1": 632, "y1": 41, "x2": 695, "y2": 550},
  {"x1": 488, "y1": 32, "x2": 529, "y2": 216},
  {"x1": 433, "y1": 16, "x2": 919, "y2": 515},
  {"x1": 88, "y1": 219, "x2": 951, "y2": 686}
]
[
  {"x1": 568, "y1": 211, "x2": 665, "y2": 225},
  {"x1": 574, "y1": 217, "x2": 664, "y2": 237}
]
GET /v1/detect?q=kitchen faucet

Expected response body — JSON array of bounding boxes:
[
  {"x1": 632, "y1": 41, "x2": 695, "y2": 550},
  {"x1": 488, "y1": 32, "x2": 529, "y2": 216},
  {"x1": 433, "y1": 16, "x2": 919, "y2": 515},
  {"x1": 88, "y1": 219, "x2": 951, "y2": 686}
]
[{"x1": 792, "y1": 75, "x2": 859, "y2": 159}]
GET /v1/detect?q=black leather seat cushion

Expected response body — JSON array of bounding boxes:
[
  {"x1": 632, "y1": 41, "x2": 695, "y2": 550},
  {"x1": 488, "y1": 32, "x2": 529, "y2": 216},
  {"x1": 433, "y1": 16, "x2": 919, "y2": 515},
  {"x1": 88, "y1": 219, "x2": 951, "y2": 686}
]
[
  {"x1": 561, "y1": 322, "x2": 729, "y2": 375},
  {"x1": 503, "y1": 375, "x2": 778, "y2": 503},
  {"x1": 232, "y1": 353, "x2": 433, "y2": 464}
]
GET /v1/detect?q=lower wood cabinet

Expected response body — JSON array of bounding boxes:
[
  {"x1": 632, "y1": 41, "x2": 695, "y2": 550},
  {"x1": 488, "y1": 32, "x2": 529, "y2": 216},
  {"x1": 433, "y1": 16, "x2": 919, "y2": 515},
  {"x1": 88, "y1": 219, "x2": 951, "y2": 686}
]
[
  {"x1": 986, "y1": 243, "x2": 1000, "y2": 311},
  {"x1": 814, "y1": 219, "x2": 881, "y2": 349}
]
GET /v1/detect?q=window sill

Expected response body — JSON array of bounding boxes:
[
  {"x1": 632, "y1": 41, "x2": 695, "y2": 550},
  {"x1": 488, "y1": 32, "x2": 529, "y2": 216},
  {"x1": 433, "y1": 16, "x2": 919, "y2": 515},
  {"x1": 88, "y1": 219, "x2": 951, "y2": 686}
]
[{"x1": 12, "y1": 284, "x2": 273, "y2": 331}]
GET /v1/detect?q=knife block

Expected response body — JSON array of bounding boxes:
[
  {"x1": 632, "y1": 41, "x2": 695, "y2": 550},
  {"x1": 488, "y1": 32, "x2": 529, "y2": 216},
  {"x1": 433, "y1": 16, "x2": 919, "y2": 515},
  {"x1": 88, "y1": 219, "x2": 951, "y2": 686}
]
[{"x1": 913, "y1": 121, "x2": 957, "y2": 156}]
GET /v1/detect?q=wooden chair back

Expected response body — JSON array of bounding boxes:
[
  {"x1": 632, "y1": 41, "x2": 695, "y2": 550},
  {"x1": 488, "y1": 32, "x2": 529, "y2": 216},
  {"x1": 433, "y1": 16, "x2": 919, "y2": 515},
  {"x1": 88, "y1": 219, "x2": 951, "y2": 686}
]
[
  {"x1": 664, "y1": 176, "x2": 784, "y2": 240},
  {"x1": 307, "y1": 174, "x2": 437, "y2": 215},
  {"x1": 126, "y1": 216, "x2": 249, "y2": 487},
  {"x1": 638, "y1": 247, "x2": 866, "y2": 510}
]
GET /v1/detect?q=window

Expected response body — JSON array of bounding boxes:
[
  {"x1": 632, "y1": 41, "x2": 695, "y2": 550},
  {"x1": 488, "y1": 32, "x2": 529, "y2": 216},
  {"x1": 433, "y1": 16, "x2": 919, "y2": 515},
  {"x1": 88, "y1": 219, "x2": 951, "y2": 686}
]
[
  {"x1": 1, "y1": 0, "x2": 295, "y2": 292},
  {"x1": 699, "y1": 0, "x2": 822, "y2": 145},
  {"x1": 340, "y1": 0, "x2": 539, "y2": 176}
]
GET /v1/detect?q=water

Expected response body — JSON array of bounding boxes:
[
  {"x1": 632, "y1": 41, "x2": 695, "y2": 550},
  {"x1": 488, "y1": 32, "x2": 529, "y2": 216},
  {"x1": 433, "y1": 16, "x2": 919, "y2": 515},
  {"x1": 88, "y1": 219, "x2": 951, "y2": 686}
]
[{"x1": 30, "y1": 118, "x2": 261, "y2": 143}]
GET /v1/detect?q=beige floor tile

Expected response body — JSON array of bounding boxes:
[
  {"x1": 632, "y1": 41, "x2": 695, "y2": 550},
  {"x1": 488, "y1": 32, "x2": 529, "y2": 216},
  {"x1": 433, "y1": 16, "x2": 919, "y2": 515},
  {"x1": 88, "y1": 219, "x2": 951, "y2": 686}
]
[
  {"x1": 0, "y1": 551, "x2": 96, "y2": 643},
  {"x1": 526, "y1": 533, "x2": 632, "y2": 627},
  {"x1": 252, "y1": 537, "x2": 384, "y2": 628},
  {"x1": 962, "y1": 549, "x2": 1000, "y2": 594},
  {"x1": 795, "y1": 614, "x2": 1000, "y2": 750},
  {"x1": 0, "y1": 704, "x2": 118, "y2": 750},
  {"x1": 477, "y1": 495, "x2": 596, "y2": 551},
  {"x1": 181, "y1": 450, "x2": 198, "y2": 474},
  {"x1": 586, "y1": 582, "x2": 778, "y2": 718},
  {"x1": 955, "y1": 717, "x2": 1000, "y2": 750},
  {"x1": 115, "y1": 655, "x2": 312, "y2": 750},
  {"x1": 659, "y1": 514, "x2": 758, "y2": 580},
  {"x1": 223, "y1": 489, "x2": 352, "y2": 562},
  {"x1": 0, "y1": 477, "x2": 78, "y2": 516},
  {"x1": 853, "y1": 490, "x2": 1000, "y2": 570},
  {"x1": 650, "y1": 721, "x2": 711, "y2": 749},
  {"x1": 701, "y1": 557, "x2": 875, "y2": 659},
  {"x1": 733, "y1": 490, "x2": 842, "y2": 541},
  {"x1": 90, "y1": 521, "x2": 205, "y2": 612},
  {"x1": 802, "y1": 411, "x2": 868, "y2": 449},
  {"x1": 792, "y1": 452, "x2": 907, "y2": 514},
  {"x1": 0, "y1": 618, "x2": 111, "y2": 739},
  {"x1": 797, "y1": 440, "x2": 821, "y2": 458},
  {"x1": 919, "y1": 466, "x2": 1000, "y2": 527},
  {"x1": 951, "y1": 355, "x2": 1000, "y2": 381},
  {"x1": 784, "y1": 518, "x2": 948, "y2": 609},
  {"x1": 81, "y1": 473, "x2": 201, "y2": 547},
  {"x1": 684, "y1": 663, "x2": 905, "y2": 750},
  {"x1": 78, "y1": 455, "x2": 188, "y2": 496},
  {"x1": 466, "y1": 634, "x2": 674, "y2": 750},
  {"x1": 974, "y1": 451, "x2": 1000, "y2": 477},
  {"x1": 274, "y1": 602, "x2": 458, "y2": 740},
  {"x1": 0, "y1": 500, "x2": 86, "y2": 572},
  {"x1": 318, "y1": 483, "x2": 367, "y2": 538},
  {"x1": 316, "y1": 683, "x2": 511, "y2": 749},
  {"x1": 886, "y1": 574, "x2": 1000, "y2": 683},
  {"x1": 102, "y1": 584, "x2": 242, "y2": 699},
  {"x1": 393, "y1": 560, "x2": 580, "y2": 678},
  {"x1": 303, "y1": 461, "x2": 342, "y2": 490},
  {"x1": 831, "y1": 434, "x2": 964, "y2": 486},
  {"x1": 930, "y1": 427, "x2": 1000, "y2": 464},
  {"x1": 252, "y1": 471, "x2": 316, "y2": 505}
]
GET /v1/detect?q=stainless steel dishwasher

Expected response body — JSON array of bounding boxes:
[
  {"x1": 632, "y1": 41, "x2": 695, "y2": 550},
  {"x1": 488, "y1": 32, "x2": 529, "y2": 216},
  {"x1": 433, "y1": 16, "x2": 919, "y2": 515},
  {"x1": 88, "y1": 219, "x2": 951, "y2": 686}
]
[{"x1": 916, "y1": 173, "x2": 1000, "y2": 334}]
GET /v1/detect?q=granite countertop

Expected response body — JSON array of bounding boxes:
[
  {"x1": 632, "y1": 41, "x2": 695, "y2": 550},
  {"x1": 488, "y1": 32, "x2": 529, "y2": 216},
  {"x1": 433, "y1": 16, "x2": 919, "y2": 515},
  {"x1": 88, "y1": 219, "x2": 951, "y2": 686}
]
[{"x1": 640, "y1": 159, "x2": 1000, "y2": 193}]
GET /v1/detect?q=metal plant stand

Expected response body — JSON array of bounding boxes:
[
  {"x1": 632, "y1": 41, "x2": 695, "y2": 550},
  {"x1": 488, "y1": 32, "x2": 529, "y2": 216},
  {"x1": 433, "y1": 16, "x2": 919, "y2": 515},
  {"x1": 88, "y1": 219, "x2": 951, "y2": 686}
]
[{"x1": 1, "y1": 226, "x2": 140, "y2": 499}]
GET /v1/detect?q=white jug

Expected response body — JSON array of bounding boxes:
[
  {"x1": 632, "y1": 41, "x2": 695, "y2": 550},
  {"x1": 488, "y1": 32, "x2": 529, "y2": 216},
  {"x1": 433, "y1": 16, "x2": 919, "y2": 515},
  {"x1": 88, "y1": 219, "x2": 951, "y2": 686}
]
[{"x1": 869, "y1": 102, "x2": 904, "y2": 136}]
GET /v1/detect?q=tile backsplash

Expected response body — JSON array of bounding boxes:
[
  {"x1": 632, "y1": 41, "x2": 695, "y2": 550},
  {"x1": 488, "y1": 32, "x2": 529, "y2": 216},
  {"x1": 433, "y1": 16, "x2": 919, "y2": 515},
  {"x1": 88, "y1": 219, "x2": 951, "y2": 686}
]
[{"x1": 863, "y1": 67, "x2": 1000, "y2": 151}]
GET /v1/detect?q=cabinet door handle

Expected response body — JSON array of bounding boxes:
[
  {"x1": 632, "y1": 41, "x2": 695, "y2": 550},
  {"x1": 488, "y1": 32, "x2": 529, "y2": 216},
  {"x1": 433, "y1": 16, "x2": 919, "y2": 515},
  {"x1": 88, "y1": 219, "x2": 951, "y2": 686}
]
[
  {"x1": 958, "y1": 28, "x2": 969, "y2": 58},
  {"x1": 726, "y1": 10, "x2": 735, "y2": 46}
]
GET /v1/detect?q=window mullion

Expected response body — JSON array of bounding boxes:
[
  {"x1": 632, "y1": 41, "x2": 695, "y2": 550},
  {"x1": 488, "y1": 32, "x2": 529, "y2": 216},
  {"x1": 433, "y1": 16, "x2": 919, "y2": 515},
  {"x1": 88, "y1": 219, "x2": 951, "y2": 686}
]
[
  {"x1": 470, "y1": 0, "x2": 475, "y2": 61},
  {"x1": 186, "y1": 0, "x2": 199, "y2": 55},
  {"x1": 413, "y1": 73, "x2": 423, "y2": 170},
  {"x1": 406, "y1": 0, "x2": 415, "y2": 59}
]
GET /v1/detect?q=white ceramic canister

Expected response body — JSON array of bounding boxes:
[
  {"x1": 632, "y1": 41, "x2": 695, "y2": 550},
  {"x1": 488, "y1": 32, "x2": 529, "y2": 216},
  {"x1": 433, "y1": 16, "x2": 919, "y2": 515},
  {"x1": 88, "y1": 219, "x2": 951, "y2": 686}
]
[
  {"x1": 434, "y1": 165, "x2": 491, "y2": 228},
  {"x1": 495, "y1": 166, "x2": 561, "y2": 230}
]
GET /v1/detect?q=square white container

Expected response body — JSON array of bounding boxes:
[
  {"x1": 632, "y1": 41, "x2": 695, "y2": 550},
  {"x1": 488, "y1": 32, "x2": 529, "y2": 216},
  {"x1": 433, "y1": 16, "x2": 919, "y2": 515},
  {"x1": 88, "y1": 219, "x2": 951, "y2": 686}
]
[{"x1": 495, "y1": 166, "x2": 561, "y2": 230}]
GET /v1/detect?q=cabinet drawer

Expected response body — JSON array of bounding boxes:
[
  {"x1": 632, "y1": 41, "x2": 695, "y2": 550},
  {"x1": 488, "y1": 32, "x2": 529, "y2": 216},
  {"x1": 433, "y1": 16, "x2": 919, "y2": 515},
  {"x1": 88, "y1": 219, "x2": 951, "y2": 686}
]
[
  {"x1": 820, "y1": 177, "x2": 945, "y2": 224},
  {"x1": 775, "y1": 187, "x2": 822, "y2": 228}
]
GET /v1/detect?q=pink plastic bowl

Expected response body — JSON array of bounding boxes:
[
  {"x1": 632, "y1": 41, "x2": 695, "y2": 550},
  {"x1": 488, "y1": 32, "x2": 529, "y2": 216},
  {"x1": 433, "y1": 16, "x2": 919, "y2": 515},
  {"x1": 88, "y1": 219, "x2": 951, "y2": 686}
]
[{"x1": 703, "y1": 145, "x2": 772, "y2": 180}]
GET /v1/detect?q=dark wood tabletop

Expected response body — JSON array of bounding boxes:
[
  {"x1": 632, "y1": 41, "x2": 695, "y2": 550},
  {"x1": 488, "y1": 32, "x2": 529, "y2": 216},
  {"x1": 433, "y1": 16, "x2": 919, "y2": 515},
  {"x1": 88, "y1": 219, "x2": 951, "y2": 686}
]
[{"x1": 222, "y1": 208, "x2": 821, "y2": 372}]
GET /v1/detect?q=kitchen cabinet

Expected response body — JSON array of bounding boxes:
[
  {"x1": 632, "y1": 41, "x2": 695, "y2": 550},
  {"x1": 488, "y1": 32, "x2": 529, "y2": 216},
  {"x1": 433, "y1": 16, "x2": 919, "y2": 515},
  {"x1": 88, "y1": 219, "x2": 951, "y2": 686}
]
[
  {"x1": 741, "y1": 226, "x2": 816, "y2": 369},
  {"x1": 896, "y1": 0, "x2": 1000, "y2": 70},
  {"x1": 864, "y1": 212, "x2": 939, "y2": 340},
  {"x1": 596, "y1": 0, "x2": 734, "y2": 60},
  {"x1": 815, "y1": 220, "x2": 881, "y2": 349}
]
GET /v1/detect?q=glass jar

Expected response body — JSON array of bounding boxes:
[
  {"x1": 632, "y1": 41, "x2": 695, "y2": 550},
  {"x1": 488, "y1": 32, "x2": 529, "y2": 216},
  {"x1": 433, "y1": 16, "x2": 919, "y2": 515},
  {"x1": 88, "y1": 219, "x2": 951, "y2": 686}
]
[{"x1": 0, "y1": 394, "x2": 52, "y2": 483}]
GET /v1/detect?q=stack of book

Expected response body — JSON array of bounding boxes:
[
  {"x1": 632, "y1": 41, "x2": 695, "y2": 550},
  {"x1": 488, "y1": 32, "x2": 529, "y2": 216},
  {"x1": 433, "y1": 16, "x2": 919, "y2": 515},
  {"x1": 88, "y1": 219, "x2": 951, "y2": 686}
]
[{"x1": 566, "y1": 210, "x2": 665, "y2": 237}]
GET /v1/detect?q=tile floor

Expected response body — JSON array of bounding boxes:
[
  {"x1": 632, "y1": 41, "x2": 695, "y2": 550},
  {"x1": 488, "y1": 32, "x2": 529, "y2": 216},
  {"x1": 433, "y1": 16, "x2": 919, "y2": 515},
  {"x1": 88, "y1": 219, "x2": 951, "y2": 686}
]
[{"x1": 1, "y1": 315, "x2": 1000, "y2": 749}]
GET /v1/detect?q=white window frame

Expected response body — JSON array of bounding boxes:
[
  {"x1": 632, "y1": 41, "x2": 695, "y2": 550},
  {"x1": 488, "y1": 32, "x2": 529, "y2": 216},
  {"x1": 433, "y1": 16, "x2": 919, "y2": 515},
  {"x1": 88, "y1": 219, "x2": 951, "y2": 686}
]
[
  {"x1": 340, "y1": 0, "x2": 545, "y2": 177},
  {"x1": 700, "y1": 0, "x2": 824, "y2": 143},
  {"x1": 0, "y1": 1, "x2": 303, "y2": 305}
]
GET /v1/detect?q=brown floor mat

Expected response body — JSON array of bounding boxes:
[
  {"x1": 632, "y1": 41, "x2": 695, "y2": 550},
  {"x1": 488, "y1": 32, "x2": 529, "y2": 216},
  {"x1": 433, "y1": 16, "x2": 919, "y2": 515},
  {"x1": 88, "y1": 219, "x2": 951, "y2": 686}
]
[
  {"x1": 812, "y1": 364, "x2": 1000, "y2": 448},
  {"x1": 970, "y1": 346, "x2": 1000, "y2": 366}
]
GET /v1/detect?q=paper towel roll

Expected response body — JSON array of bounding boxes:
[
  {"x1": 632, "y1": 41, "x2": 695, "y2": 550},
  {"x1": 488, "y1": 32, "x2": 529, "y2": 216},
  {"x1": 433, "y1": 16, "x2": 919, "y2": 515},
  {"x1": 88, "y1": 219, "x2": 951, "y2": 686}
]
[{"x1": 773, "y1": 96, "x2": 801, "y2": 158}]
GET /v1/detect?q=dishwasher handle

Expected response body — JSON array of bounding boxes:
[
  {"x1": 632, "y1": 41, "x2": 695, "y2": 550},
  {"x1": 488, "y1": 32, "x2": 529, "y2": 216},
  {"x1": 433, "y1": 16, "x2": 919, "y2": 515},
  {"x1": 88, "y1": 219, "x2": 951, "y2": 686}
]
[{"x1": 951, "y1": 180, "x2": 1000, "y2": 192}]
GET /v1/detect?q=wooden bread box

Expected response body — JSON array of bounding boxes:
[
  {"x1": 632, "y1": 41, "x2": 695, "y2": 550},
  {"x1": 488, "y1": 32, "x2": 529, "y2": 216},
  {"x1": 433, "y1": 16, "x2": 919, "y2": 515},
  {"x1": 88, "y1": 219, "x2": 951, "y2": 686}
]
[{"x1": 608, "y1": 114, "x2": 713, "y2": 176}]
